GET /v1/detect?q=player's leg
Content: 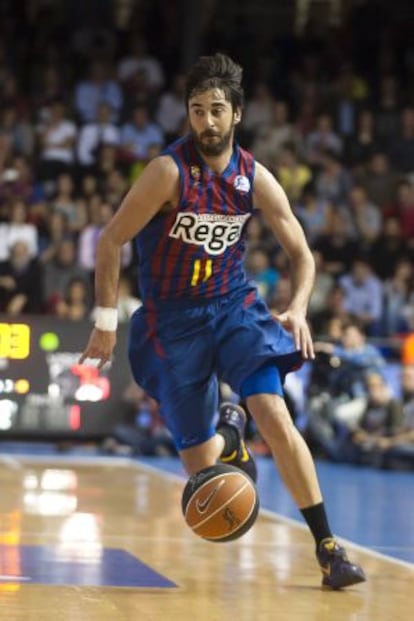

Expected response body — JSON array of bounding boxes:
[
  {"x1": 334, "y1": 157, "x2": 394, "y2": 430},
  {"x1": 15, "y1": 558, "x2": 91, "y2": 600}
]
[
  {"x1": 179, "y1": 435, "x2": 224, "y2": 475},
  {"x1": 243, "y1": 373, "x2": 365, "y2": 589}
]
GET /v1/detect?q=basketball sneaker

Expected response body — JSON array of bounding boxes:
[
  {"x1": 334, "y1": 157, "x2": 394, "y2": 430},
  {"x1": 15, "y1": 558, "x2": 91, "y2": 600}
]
[
  {"x1": 217, "y1": 402, "x2": 258, "y2": 482},
  {"x1": 317, "y1": 538, "x2": 366, "y2": 589}
]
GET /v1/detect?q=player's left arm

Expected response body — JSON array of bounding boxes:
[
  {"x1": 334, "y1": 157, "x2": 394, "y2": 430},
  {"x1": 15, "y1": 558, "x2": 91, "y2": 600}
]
[{"x1": 253, "y1": 161, "x2": 315, "y2": 359}]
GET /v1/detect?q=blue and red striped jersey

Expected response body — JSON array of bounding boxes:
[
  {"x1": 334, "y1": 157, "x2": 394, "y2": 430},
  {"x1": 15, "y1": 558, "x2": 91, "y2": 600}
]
[{"x1": 135, "y1": 134, "x2": 255, "y2": 304}]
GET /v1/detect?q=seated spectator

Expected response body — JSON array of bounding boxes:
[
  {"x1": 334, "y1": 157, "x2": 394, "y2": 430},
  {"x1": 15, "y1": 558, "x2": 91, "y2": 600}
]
[
  {"x1": 339, "y1": 257, "x2": 383, "y2": 335},
  {"x1": 52, "y1": 175, "x2": 88, "y2": 236},
  {"x1": 245, "y1": 246, "x2": 279, "y2": 302},
  {"x1": 308, "y1": 251, "x2": 335, "y2": 319},
  {"x1": 346, "y1": 184, "x2": 382, "y2": 247},
  {"x1": 343, "y1": 109, "x2": 381, "y2": 168},
  {"x1": 156, "y1": 74, "x2": 186, "y2": 140},
  {"x1": 0, "y1": 199, "x2": 38, "y2": 261},
  {"x1": 389, "y1": 106, "x2": 414, "y2": 173},
  {"x1": 37, "y1": 99, "x2": 77, "y2": 185},
  {"x1": 78, "y1": 202, "x2": 132, "y2": 273},
  {"x1": 103, "y1": 169, "x2": 129, "y2": 207},
  {"x1": 0, "y1": 240, "x2": 44, "y2": 314},
  {"x1": 387, "y1": 180, "x2": 414, "y2": 244},
  {"x1": 314, "y1": 150, "x2": 352, "y2": 206},
  {"x1": 294, "y1": 182, "x2": 332, "y2": 244},
  {"x1": 356, "y1": 152, "x2": 398, "y2": 210},
  {"x1": 382, "y1": 259, "x2": 414, "y2": 336},
  {"x1": 44, "y1": 237, "x2": 90, "y2": 311},
  {"x1": 308, "y1": 372, "x2": 403, "y2": 464},
  {"x1": 314, "y1": 210, "x2": 357, "y2": 277},
  {"x1": 54, "y1": 277, "x2": 91, "y2": 321},
  {"x1": 348, "y1": 373, "x2": 404, "y2": 465},
  {"x1": 120, "y1": 104, "x2": 164, "y2": 162},
  {"x1": 74, "y1": 61, "x2": 123, "y2": 124},
  {"x1": 252, "y1": 100, "x2": 301, "y2": 166},
  {"x1": 39, "y1": 211, "x2": 70, "y2": 263},
  {"x1": 77, "y1": 102, "x2": 120, "y2": 170},
  {"x1": 369, "y1": 217, "x2": 408, "y2": 279},
  {"x1": 243, "y1": 82, "x2": 275, "y2": 134},
  {"x1": 0, "y1": 105, "x2": 34, "y2": 160},
  {"x1": 305, "y1": 112, "x2": 343, "y2": 166},
  {"x1": 314, "y1": 318, "x2": 386, "y2": 398},
  {"x1": 374, "y1": 74, "x2": 401, "y2": 145},
  {"x1": 275, "y1": 142, "x2": 312, "y2": 203},
  {"x1": 117, "y1": 36, "x2": 165, "y2": 94},
  {"x1": 310, "y1": 285, "x2": 349, "y2": 337}
]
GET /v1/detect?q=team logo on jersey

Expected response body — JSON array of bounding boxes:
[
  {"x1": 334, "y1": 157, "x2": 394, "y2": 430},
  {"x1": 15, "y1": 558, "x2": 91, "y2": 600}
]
[
  {"x1": 190, "y1": 165, "x2": 201, "y2": 181},
  {"x1": 169, "y1": 212, "x2": 251, "y2": 255},
  {"x1": 234, "y1": 175, "x2": 250, "y2": 193}
]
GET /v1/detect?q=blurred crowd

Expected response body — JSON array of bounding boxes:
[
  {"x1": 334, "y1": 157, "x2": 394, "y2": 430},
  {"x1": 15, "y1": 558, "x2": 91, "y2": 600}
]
[{"x1": 0, "y1": 1, "x2": 413, "y2": 467}]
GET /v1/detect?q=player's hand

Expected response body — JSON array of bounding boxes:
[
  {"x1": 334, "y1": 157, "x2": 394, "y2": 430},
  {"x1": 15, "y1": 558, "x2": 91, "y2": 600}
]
[
  {"x1": 273, "y1": 309, "x2": 315, "y2": 360},
  {"x1": 78, "y1": 328, "x2": 117, "y2": 369}
]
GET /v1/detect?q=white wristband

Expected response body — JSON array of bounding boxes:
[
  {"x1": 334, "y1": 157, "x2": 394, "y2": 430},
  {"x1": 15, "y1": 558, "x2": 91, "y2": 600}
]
[{"x1": 94, "y1": 307, "x2": 118, "y2": 331}]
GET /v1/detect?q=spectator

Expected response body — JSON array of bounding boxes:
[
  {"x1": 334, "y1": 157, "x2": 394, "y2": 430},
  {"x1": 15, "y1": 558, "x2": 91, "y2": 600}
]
[
  {"x1": 243, "y1": 82, "x2": 275, "y2": 134},
  {"x1": 343, "y1": 109, "x2": 381, "y2": 168},
  {"x1": 388, "y1": 180, "x2": 414, "y2": 243},
  {"x1": 37, "y1": 99, "x2": 77, "y2": 184},
  {"x1": 74, "y1": 61, "x2": 123, "y2": 124},
  {"x1": 245, "y1": 246, "x2": 279, "y2": 302},
  {"x1": 306, "y1": 113, "x2": 343, "y2": 166},
  {"x1": 52, "y1": 173, "x2": 88, "y2": 235},
  {"x1": 369, "y1": 217, "x2": 409, "y2": 279},
  {"x1": 252, "y1": 100, "x2": 301, "y2": 166},
  {"x1": 120, "y1": 104, "x2": 164, "y2": 162},
  {"x1": 294, "y1": 183, "x2": 332, "y2": 245},
  {"x1": 0, "y1": 240, "x2": 44, "y2": 314},
  {"x1": 77, "y1": 102, "x2": 120, "y2": 169},
  {"x1": 0, "y1": 105, "x2": 34, "y2": 159},
  {"x1": 78, "y1": 202, "x2": 132, "y2": 273},
  {"x1": 44, "y1": 237, "x2": 90, "y2": 311},
  {"x1": 356, "y1": 152, "x2": 398, "y2": 211},
  {"x1": 314, "y1": 150, "x2": 352, "y2": 206},
  {"x1": 349, "y1": 373, "x2": 404, "y2": 465},
  {"x1": 117, "y1": 36, "x2": 165, "y2": 93},
  {"x1": 339, "y1": 257, "x2": 384, "y2": 335},
  {"x1": 0, "y1": 199, "x2": 38, "y2": 261},
  {"x1": 275, "y1": 143, "x2": 312, "y2": 204},
  {"x1": 382, "y1": 259, "x2": 414, "y2": 336},
  {"x1": 156, "y1": 74, "x2": 186, "y2": 140},
  {"x1": 314, "y1": 210, "x2": 357, "y2": 277},
  {"x1": 347, "y1": 184, "x2": 382, "y2": 247},
  {"x1": 54, "y1": 277, "x2": 91, "y2": 321},
  {"x1": 389, "y1": 107, "x2": 414, "y2": 173},
  {"x1": 374, "y1": 74, "x2": 401, "y2": 144},
  {"x1": 308, "y1": 250, "x2": 335, "y2": 319},
  {"x1": 314, "y1": 319, "x2": 386, "y2": 399}
]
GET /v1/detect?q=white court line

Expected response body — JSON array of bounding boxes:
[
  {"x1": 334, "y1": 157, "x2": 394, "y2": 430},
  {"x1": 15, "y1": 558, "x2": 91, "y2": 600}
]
[
  {"x1": 0, "y1": 455, "x2": 23, "y2": 470},
  {"x1": 0, "y1": 575, "x2": 31, "y2": 581},
  {"x1": 3, "y1": 452, "x2": 414, "y2": 571},
  {"x1": 132, "y1": 458, "x2": 414, "y2": 572}
]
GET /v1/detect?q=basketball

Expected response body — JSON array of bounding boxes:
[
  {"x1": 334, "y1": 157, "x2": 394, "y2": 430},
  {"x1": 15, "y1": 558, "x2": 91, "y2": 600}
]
[{"x1": 181, "y1": 464, "x2": 259, "y2": 542}]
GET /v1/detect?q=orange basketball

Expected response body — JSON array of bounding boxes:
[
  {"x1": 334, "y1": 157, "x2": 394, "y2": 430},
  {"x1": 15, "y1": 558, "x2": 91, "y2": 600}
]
[{"x1": 181, "y1": 464, "x2": 259, "y2": 542}]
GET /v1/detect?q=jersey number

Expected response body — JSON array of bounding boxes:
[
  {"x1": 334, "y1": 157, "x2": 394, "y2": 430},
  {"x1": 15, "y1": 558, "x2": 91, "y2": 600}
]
[{"x1": 191, "y1": 259, "x2": 213, "y2": 286}]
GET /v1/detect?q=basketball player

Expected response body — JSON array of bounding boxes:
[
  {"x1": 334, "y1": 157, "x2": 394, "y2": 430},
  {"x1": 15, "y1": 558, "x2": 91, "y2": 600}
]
[{"x1": 80, "y1": 54, "x2": 365, "y2": 589}]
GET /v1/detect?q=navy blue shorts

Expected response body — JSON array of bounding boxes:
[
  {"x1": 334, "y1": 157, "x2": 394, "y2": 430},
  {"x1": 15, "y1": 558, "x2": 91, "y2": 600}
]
[{"x1": 128, "y1": 287, "x2": 302, "y2": 450}]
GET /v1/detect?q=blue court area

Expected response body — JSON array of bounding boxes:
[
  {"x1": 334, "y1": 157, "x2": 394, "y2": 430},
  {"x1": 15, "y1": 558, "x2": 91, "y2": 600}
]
[
  {"x1": 0, "y1": 544, "x2": 177, "y2": 588},
  {"x1": 140, "y1": 456, "x2": 414, "y2": 565}
]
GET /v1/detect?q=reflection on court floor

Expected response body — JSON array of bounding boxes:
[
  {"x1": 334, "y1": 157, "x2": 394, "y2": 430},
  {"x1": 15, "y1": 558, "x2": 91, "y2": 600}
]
[{"x1": 0, "y1": 453, "x2": 412, "y2": 621}]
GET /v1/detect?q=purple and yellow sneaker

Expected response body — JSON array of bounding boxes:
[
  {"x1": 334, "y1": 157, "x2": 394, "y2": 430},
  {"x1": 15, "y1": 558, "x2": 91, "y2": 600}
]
[
  {"x1": 217, "y1": 402, "x2": 258, "y2": 482},
  {"x1": 317, "y1": 538, "x2": 366, "y2": 589}
]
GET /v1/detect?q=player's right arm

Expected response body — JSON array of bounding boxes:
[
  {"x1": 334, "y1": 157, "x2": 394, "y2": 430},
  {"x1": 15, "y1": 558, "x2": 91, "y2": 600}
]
[{"x1": 79, "y1": 155, "x2": 179, "y2": 367}]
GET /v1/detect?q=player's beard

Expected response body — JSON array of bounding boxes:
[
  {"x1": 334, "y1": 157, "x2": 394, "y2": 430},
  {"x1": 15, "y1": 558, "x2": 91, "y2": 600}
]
[{"x1": 191, "y1": 125, "x2": 234, "y2": 157}]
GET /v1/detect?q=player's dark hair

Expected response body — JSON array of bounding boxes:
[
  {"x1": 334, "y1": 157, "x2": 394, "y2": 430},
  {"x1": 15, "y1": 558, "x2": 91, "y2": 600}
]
[{"x1": 185, "y1": 53, "x2": 244, "y2": 110}]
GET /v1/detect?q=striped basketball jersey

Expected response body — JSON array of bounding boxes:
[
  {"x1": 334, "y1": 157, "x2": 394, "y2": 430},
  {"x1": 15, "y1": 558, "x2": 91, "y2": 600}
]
[{"x1": 135, "y1": 134, "x2": 255, "y2": 305}]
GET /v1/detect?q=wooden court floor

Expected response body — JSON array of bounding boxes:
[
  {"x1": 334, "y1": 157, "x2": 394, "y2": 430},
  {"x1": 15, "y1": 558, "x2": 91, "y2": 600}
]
[{"x1": 0, "y1": 455, "x2": 412, "y2": 621}]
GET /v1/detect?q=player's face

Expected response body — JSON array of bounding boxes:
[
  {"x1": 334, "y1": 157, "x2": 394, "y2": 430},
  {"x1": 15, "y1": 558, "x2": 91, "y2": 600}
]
[{"x1": 188, "y1": 88, "x2": 240, "y2": 157}]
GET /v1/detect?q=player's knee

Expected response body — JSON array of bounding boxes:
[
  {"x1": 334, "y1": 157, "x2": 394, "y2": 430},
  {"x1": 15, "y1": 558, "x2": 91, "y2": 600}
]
[{"x1": 247, "y1": 393, "x2": 296, "y2": 445}]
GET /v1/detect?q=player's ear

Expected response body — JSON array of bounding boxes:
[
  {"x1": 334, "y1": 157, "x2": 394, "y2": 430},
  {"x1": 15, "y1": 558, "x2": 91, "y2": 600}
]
[{"x1": 233, "y1": 108, "x2": 242, "y2": 125}]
